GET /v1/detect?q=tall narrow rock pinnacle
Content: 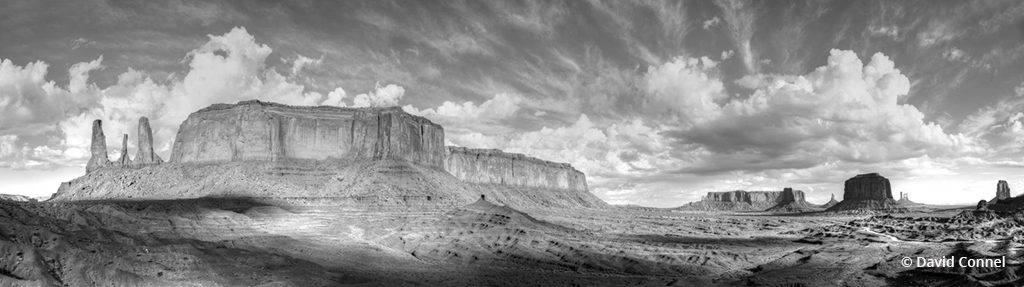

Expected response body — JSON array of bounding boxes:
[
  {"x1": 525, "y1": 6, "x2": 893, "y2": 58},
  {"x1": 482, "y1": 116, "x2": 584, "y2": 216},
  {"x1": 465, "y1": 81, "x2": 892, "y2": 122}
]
[
  {"x1": 117, "y1": 134, "x2": 131, "y2": 166},
  {"x1": 86, "y1": 120, "x2": 110, "y2": 173},
  {"x1": 134, "y1": 117, "x2": 162, "y2": 165}
]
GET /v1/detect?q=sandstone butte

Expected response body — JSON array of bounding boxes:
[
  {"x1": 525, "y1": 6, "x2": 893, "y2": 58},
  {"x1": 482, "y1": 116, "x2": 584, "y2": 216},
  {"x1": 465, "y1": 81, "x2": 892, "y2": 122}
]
[
  {"x1": 825, "y1": 173, "x2": 905, "y2": 212},
  {"x1": 51, "y1": 100, "x2": 606, "y2": 209},
  {"x1": 680, "y1": 187, "x2": 817, "y2": 212}
]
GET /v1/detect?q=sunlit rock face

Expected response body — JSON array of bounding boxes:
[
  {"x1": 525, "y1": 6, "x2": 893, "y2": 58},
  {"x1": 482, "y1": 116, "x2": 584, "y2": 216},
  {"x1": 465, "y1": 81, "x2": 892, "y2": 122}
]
[
  {"x1": 170, "y1": 100, "x2": 446, "y2": 167},
  {"x1": 134, "y1": 117, "x2": 163, "y2": 165},
  {"x1": 86, "y1": 120, "x2": 110, "y2": 173},
  {"x1": 444, "y1": 147, "x2": 588, "y2": 192}
]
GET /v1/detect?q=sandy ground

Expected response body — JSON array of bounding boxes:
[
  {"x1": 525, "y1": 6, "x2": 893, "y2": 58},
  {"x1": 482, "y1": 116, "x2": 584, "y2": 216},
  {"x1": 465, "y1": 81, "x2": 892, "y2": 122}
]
[{"x1": 0, "y1": 198, "x2": 1017, "y2": 286}]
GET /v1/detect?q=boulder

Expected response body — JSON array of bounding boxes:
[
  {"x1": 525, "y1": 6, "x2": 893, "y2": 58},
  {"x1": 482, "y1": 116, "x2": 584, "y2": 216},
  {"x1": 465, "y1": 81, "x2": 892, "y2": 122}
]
[
  {"x1": 85, "y1": 120, "x2": 110, "y2": 173},
  {"x1": 825, "y1": 173, "x2": 904, "y2": 212}
]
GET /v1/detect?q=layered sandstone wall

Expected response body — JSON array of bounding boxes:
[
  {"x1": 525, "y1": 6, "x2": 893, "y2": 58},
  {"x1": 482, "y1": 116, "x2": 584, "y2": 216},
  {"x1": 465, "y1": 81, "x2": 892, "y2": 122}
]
[
  {"x1": 169, "y1": 100, "x2": 446, "y2": 167},
  {"x1": 682, "y1": 188, "x2": 814, "y2": 212},
  {"x1": 443, "y1": 146, "x2": 588, "y2": 192},
  {"x1": 704, "y1": 189, "x2": 805, "y2": 205}
]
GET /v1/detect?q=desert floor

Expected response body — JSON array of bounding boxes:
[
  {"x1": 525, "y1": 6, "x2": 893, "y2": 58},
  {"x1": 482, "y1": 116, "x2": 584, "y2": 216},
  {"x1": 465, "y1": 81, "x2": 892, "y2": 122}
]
[{"x1": 0, "y1": 198, "x2": 1014, "y2": 286}]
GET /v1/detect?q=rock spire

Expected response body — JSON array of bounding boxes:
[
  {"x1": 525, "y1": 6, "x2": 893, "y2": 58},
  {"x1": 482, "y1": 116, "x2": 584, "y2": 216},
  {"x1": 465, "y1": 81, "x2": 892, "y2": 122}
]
[
  {"x1": 134, "y1": 117, "x2": 162, "y2": 165},
  {"x1": 86, "y1": 120, "x2": 110, "y2": 173}
]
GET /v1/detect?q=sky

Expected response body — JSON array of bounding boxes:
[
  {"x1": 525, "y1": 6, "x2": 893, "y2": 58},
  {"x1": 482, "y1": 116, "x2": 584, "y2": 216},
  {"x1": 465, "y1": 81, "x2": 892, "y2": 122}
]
[{"x1": 2, "y1": 0, "x2": 1024, "y2": 207}]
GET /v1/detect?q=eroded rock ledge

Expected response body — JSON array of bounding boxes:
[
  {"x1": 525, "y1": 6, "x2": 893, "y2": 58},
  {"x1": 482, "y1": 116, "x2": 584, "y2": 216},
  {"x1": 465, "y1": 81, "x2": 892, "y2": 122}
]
[{"x1": 444, "y1": 146, "x2": 588, "y2": 192}]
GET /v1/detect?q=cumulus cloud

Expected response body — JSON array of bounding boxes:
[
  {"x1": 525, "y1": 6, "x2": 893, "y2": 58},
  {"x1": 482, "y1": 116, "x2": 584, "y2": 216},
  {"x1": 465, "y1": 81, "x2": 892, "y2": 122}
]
[
  {"x1": 643, "y1": 49, "x2": 976, "y2": 174},
  {"x1": 351, "y1": 83, "x2": 404, "y2": 107},
  {"x1": 0, "y1": 59, "x2": 90, "y2": 135},
  {"x1": 404, "y1": 93, "x2": 523, "y2": 121},
  {"x1": 323, "y1": 83, "x2": 406, "y2": 108},
  {"x1": 642, "y1": 56, "x2": 726, "y2": 124},
  {"x1": 289, "y1": 54, "x2": 323, "y2": 76},
  {"x1": 322, "y1": 87, "x2": 348, "y2": 106},
  {"x1": 702, "y1": 16, "x2": 721, "y2": 30}
]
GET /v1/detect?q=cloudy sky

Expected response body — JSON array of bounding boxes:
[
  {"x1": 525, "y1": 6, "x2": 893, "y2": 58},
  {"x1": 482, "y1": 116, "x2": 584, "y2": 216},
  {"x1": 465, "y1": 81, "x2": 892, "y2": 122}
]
[{"x1": 3, "y1": 0, "x2": 1024, "y2": 206}]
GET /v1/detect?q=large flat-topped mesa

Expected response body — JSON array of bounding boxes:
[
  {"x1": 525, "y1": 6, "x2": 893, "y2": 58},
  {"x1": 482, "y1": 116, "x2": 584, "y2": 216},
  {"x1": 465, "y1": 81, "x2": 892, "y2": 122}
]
[
  {"x1": 444, "y1": 146, "x2": 588, "y2": 192},
  {"x1": 679, "y1": 187, "x2": 816, "y2": 212},
  {"x1": 169, "y1": 100, "x2": 446, "y2": 167}
]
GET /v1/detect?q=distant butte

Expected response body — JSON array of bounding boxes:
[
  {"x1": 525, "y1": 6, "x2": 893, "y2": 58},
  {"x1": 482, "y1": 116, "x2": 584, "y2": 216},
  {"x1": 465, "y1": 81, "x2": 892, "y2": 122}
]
[
  {"x1": 678, "y1": 187, "x2": 818, "y2": 213},
  {"x1": 825, "y1": 173, "x2": 905, "y2": 212}
]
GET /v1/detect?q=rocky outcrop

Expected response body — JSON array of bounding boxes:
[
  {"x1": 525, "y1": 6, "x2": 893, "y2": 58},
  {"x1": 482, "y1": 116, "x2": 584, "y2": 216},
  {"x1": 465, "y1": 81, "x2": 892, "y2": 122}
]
[
  {"x1": 444, "y1": 146, "x2": 587, "y2": 192},
  {"x1": 134, "y1": 117, "x2": 162, "y2": 165},
  {"x1": 0, "y1": 193, "x2": 34, "y2": 202},
  {"x1": 679, "y1": 187, "x2": 816, "y2": 212},
  {"x1": 170, "y1": 100, "x2": 445, "y2": 167},
  {"x1": 86, "y1": 120, "x2": 110, "y2": 173},
  {"x1": 826, "y1": 173, "x2": 904, "y2": 212},
  {"x1": 897, "y1": 192, "x2": 918, "y2": 206},
  {"x1": 765, "y1": 188, "x2": 818, "y2": 212},
  {"x1": 87, "y1": 118, "x2": 166, "y2": 172},
  {"x1": 992, "y1": 180, "x2": 1011, "y2": 204}
]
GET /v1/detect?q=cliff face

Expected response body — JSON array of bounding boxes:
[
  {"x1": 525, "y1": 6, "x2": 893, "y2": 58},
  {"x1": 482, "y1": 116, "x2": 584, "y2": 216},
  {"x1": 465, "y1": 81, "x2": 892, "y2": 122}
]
[
  {"x1": 444, "y1": 146, "x2": 588, "y2": 192},
  {"x1": 169, "y1": 100, "x2": 445, "y2": 167},
  {"x1": 681, "y1": 188, "x2": 815, "y2": 212},
  {"x1": 826, "y1": 173, "x2": 903, "y2": 212},
  {"x1": 841, "y1": 173, "x2": 893, "y2": 201}
]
